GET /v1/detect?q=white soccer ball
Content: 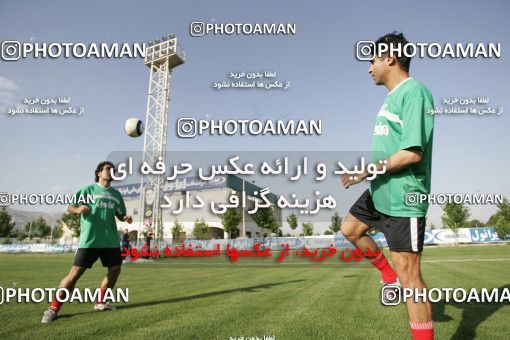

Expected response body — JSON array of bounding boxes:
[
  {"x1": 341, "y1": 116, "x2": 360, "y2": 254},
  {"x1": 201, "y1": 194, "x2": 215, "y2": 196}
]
[{"x1": 125, "y1": 118, "x2": 144, "y2": 138}]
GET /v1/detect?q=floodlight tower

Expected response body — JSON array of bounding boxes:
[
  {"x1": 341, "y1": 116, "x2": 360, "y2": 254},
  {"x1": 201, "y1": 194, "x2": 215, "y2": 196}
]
[{"x1": 138, "y1": 34, "x2": 185, "y2": 249}]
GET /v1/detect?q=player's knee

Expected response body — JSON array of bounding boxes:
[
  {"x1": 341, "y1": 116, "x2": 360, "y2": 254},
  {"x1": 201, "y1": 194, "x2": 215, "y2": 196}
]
[
  {"x1": 393, "y1": 258, "x2": 421, "y2": 286},
  {"x1": 66, "y1": 274, "x2": 81, "y2": 285},
  {"x1": 68, "y1": 267, "x2": 86, "y2": 282},
  {"x1": 393, "y1": 256, "x2": 409, "y2": 272},
  {"x1": 340, "y1": 223, "x2": 353, "y2": 238},
  {"x1": 340, "y1": 222, "x2": 364, "y2": 241},
  {"x1": 340, "y1": 223, "x2": 349, "y2": 237}
]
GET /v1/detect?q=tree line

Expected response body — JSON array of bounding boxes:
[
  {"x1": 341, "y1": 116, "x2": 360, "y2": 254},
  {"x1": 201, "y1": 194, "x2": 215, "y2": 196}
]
[{"x1": 2, "y1": 197, "x2": 509, "y2": 242}]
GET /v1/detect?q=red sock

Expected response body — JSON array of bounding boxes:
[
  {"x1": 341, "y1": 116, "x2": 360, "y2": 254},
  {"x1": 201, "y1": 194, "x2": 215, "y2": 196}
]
[
  {"x1": 50, "y1": 298, "x2": 63, "y2": 311},
  {"x1": 410, "y1": 321, "x2": 434, "y2": 340},
  {"x1": 368, "y1": 251, "x2": 397, "y2": 283},
  {"x1": 99, "y1": 288, "x2": 107, "y2": 304},
  {"x1": 50, "y1": 290, "x2": 66, "y2": 311}
]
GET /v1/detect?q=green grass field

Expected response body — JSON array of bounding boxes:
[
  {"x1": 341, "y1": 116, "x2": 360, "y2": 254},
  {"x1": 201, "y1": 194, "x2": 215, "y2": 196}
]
[{"x1": 0, "y1": 245, "x2": 509, "y2": 339}]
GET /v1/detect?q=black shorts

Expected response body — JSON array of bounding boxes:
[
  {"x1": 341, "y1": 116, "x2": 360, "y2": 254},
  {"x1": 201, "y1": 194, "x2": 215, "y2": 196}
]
[
  {"x1": 73, "y1": 248, "x2": 123, "y2": 268},
  {"x1": 349, "y1": 189, "x2": 426, "y2": 252}
]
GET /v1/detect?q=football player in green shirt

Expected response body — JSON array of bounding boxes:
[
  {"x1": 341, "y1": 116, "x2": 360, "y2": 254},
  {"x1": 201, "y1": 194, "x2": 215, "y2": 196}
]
[
  {"x1": 341, "y1": 33, "x2": 434, "y2": 340},
  {"x1": 42, "y1": 161, "x2": 132, "y2": 323}
]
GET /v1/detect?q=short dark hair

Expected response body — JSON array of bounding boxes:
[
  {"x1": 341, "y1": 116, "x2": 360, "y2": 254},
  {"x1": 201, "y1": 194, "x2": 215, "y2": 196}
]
[
  {"x1": 373, "y1": 32, "x2": 411, "y2": 72},
  {"x1": 94, "y1": 161, "x2": 114, "y2": 182}
]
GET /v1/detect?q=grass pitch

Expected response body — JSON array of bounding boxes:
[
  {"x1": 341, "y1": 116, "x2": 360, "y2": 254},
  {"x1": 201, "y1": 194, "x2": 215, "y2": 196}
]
[{"x1": 0, "y1": 245, "x2": 509, "y2": 339}]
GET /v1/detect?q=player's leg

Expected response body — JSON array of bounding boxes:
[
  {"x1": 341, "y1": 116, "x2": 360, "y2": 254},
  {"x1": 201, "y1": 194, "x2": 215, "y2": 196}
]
[
  {"x1": 95, "y1": 248, "x2": 123, "y2": 310},
  {"x1": 41, "y1": 265, "x2": 87, "y2": 323},
  {"x1": 382, "y1": 216, "x2": 433, "y2": 339},
  {"x1": 341, "y1": 213, "x2": 397, "y2": 283},
  {"x1": 94, "y1": 265, "x2": 121, "y2": 311},
  {"x1": 101, "y1": 264, "x2": 122, "y2": 290},
  {"x1": 341, "y1": 212, "x2": 377, "y2": 252},
  {"x1": 341, "y1": 190, "x2": 398, "y2": 283},
  {"x1": 57, "y1": 265, "x2": 87, "y2": 293},
  {"x1": 42, "y1": 248, "x2": 98, "y2": 323},
  {"x1": 391, "y1": 251, "x2": 433, "y2": 340},
  {"x1": 53, "y1": 265, "x2": 87, "y2": 306}
]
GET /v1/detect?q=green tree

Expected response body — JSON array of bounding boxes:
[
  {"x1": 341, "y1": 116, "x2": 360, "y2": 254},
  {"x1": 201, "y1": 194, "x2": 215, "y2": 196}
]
[
  {"x1": 192, "y1": 218, "x2": 210, "y2": 240},
  {"x1": 172, "y1": 220, "x2": 184, "y2": 241},
  {"x1": 25, "y1": 217, "x2": 51, "y2": 238},
  {"x1": 16, "y1": 231, "x2": 27, "y2": 241},
  {"x1": 442, "y1": 203, "x2": 469, "y2": 231},
  {"x1": 1, "y1": 237, "x2": 12, "y2": 244},
  {"x1": 487, "y1": 214, "x2": 499, "y2": 226},
  {"x1": 487, "y1": 197, "x2": 510, "y2": 241},
  {"x1": 286, "y1": 213, "x2": 298, "y2": 231},
  {"x1": 51, "y1": 222, "x2": 63, "y2": 239},
  {"x1": 0, "y1": 208, "x2": 16, "y2": 238},
  {"x1": 465, "y1": 219, "x2": 486, "y2": 228},
  {"x1": 252, "y1": 207, "x2": 279, "y2": 235},
  {"x1": 324, "y1": 230, "x2": 333, "y2": 235},
  {"x1": 493, "y1": 215, "x2": 510, "y2": 242},
  {"x1": 221, "y1": 208, "x2": 242, "y2": 238},
  {"x1": 442, "y1": 202, "x2": 469, "y2": 245},
  {"x1": 302, "y1": 222, "x2": 314, "y2": 236},
  {"x1": 329, "y1": 212, "x2": 342, "y2": 234},
  {"x1": 59, "y1": 212, "x2": 81, "y2": 237},
  {"x1": 495, "y1": 197, "x2": 510, "y2": 221}
]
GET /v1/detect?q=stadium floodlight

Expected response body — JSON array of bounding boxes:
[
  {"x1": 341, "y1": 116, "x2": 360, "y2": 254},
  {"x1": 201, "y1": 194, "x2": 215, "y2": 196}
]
[{"x1": 137, "y1": 34, "x2": 185, "y2": 250}]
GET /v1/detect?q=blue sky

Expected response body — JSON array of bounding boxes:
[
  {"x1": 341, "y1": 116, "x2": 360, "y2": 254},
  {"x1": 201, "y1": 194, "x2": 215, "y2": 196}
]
[{"x1": 1, "y1": 0, "x2": 508, "y2": 228}]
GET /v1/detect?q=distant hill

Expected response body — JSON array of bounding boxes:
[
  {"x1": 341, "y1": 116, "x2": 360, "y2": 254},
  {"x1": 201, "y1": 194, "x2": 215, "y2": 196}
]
[{"x1": 5, "y1": 207, "x2": 65, "y2": 231}]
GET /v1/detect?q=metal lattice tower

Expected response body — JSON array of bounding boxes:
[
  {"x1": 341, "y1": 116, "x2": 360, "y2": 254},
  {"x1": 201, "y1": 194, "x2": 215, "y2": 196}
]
[{"x1": 137, "y1": 34, "x2": 185, "y2": 249}]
